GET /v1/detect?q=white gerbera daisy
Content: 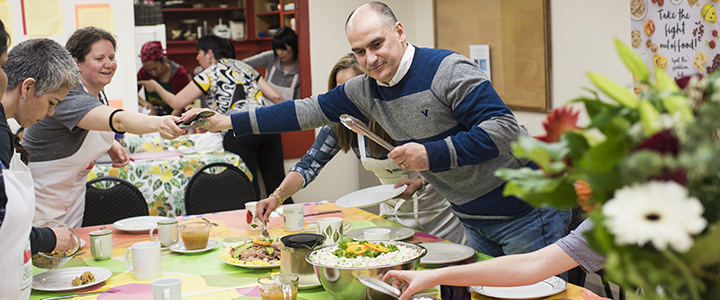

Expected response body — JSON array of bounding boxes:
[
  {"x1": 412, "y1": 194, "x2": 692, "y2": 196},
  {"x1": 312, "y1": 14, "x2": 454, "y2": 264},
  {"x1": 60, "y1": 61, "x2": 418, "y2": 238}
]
[{"x1": 602, "y1": 180, "x2": 707, "y2": 252}]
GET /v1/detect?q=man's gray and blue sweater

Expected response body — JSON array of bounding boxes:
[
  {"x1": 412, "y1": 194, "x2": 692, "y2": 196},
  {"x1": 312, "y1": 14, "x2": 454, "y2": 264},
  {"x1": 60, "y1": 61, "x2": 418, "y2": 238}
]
[{"x1": 232, "y1": 47, "x2": 534, "y2": 226}]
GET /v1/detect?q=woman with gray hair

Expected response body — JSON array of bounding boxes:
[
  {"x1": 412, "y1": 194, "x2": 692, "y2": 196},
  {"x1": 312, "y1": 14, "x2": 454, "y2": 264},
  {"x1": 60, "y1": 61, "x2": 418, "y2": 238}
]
[
  {"x1": 22, "y1": 27, "x2": 185, "y2": 228},
  {"x1": 0, "y1": 29, "x2": 81, "y2": 298}
]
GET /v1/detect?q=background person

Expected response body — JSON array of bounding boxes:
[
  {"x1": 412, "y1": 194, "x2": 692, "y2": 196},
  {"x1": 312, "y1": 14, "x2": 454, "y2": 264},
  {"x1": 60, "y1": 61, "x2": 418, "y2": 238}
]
[
  {"x1": 256, "y1": 53, "x2": 466, "y2": 244},
  {"x1": 22, "y1": 27, "x2": 184, "y2": 228},
  {"x1": 243, "y1": 26, "x2": 300, "y2": 101},
  {"x1": 136, "y1": 41, "x2": 191, "y2": 116},
  {"x1": 183, "y1": 2, "x2": 566, "y2": 257},
  {"x1": 140, "y1": 35, "x2": 290, "y2": 202},
  {"x1": 0, "y1": 33, "x2": 79, "y2": 300}
]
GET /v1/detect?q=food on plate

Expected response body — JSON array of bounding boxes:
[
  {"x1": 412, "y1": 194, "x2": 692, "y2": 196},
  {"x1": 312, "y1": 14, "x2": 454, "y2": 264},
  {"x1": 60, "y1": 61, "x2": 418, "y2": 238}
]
[
  {"x1": 653, "y1": 54, "x2": 668, "y2": 69},
  {"x1": 32, "y1": 250, "x2": 72, "y2": 269},
  {"x1": 631, "y1": 0, "x2": 646, "y2": 18},
  {"x1": 220, "y1": 237, "x2": 281, "y2": 266},
  {"x1": 631, "y1": 30, "x2": 642, "y2": 49},
  {"x1": 702, "y1": 4, "x2": 718, "y2": 23},
  {"x1": 71, "y1": 271, "x2": 96, "y2": 286},
  {"x1": 309, "y1": 239, "x2": 422, "y2": 268},
  {"x1": 644, "y1": 20, "x2": 655, "y2": 36}
]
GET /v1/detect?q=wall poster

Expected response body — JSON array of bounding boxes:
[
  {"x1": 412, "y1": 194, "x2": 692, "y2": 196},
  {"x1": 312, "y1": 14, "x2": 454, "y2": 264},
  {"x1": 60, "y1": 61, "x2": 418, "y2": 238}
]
[{"x1": 631, "y1": 0, "x2": 720, "y2": 81}]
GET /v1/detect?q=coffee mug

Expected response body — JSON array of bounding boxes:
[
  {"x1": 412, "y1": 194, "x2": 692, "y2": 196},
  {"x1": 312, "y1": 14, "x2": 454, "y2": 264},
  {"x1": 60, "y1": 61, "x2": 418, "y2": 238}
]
[
  {"x1": 89, "y1": 229, "x2": 112, "y2": 260},
  {"x1": 152, "y1": 277, "x2": 182, "y2": 300},
  {"x1": 125, "y1": 241, "x2": 162, "y2": 280},
  {"x1": 149, "y1": 219, "x2": 179, "y2": 247},
  {"x1": 245, "y1": 201, "x2": 263, "y2": 231},
  {"x1": 316, "y1": 217, "x2": 344, "y2": 246},
  {"x1": 364, "y1": 228, "x2": 391, "y2": 240},
  {"x1": 283, "y1": 204, "x2": 304, "y2": 231}
]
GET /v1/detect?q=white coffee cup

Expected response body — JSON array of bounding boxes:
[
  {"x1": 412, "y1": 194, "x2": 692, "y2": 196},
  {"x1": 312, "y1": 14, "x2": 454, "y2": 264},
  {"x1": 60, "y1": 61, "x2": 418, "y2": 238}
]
[
  {"x1": 125, "y1": 241, "x2": 162, "y2": 281},
  {"x1": 245, "y1": 201, "x2": 263, "y2": 231},
  {"x1": 89, "y1": 229, "x2": 113, "y2": 260},
  {"x1": 283, "y1": 204, "x2": 304, "y2": 231},
  {"x1": 149, "y1": 219, "x2": 179, "y2": 247},
  {"x1": 152, "y1": 277, "x2": 182, "y2": 300},
  {"x1": 316, "y1": 217, "x2": 344, "y2": 246},
  {"x1": 364, "y1": 228, "x2": 391, "y2": 240}
]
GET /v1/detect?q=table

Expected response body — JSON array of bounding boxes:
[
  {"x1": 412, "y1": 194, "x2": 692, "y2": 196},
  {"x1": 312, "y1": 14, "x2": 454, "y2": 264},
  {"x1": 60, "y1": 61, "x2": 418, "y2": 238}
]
[
  {"x1": 30, "y1": 202, "x2": 589, "y2": 300},
  {"x1": 89, "y1": 152, "x2": 252, "y2": 217}
]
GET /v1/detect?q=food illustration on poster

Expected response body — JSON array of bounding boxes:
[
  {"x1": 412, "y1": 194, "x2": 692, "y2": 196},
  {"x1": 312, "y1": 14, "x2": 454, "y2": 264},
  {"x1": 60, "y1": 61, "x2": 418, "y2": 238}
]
[{"x1": 631, "y1": 0, "x2": 720, "y2": 80}]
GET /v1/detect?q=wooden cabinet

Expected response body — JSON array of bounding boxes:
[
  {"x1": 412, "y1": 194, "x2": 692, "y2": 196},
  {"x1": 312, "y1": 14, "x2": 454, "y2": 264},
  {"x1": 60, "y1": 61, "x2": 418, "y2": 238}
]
[{"x1": 254, "y1": 0, "x2": 296, "y2": 38}]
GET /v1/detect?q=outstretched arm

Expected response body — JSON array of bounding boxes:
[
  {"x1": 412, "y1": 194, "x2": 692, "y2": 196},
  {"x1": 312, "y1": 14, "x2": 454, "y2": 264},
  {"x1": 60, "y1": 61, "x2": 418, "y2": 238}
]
[
  {"x1": 76, "y1": 105, "x2": 185, "y2": 140},
  {"x1": 139, "y1": 79, "x2": 204, "y2": 110},
  {"x1": 382, "y1": 244, "x2": 579, "y2": 300}
]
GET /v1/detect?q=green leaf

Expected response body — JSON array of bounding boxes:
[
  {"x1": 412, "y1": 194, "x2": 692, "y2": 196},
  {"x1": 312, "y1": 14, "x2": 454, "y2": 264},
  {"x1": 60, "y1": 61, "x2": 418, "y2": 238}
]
[
  {"x1": 587, "y1": 71, "x2": 639, "y2": 109},
  {"x1": 496, "y1": 168, "x2": 577, "y2": 209},
  {"x1": 654, "y1": 67, "x2": 679, "y2": 92},
  {"x1": 686, "y1": 220, "x2": 720, "y2": 268},
  {"x1": 511, "y1": 137, "x2": 570, "y2": 174},
  {"x1": 638, "y1": 100, "x2": 661, "y2": 136},
  {"x1": 615, "y1": 38, "x2": 650, "y2": 82}
]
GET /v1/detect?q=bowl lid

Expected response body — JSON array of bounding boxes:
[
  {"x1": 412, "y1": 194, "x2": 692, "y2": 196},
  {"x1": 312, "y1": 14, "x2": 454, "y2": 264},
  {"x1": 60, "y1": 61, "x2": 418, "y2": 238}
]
[{"x1": 281, "y1": 233, "x2": 324, "y2": 249}]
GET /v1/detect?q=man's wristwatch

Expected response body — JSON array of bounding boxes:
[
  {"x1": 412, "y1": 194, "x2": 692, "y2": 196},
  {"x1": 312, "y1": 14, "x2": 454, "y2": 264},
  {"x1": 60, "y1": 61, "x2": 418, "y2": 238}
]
[{"x1": 415, "y1": 175, "x2": 427, "y2": 194}]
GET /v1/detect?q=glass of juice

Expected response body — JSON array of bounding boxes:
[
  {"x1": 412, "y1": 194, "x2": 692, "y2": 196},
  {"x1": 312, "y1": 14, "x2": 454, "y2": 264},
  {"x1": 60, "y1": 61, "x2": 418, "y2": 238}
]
[
  {"x1": 179, "y1": 222, "x2": 210, "y2": 250},
  {"x1": 258, "y1": 273, "x2": 299, "y2": 300}
]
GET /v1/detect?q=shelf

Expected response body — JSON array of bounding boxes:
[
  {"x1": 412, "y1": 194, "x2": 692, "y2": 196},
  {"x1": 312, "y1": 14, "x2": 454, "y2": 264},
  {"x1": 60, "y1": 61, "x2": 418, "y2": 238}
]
[
  {"x1": 282, "y1": 11, "x2": 295, "y2": 15},
  {"x1": 163, "y1": 7, "x2": 245, "y2": 12},
  {"x1": 166, "y1": 38, "x2": 272, "y2": 54},
  {"x1": 257, "y1": 10, "x2": 280, "y2": 16}
]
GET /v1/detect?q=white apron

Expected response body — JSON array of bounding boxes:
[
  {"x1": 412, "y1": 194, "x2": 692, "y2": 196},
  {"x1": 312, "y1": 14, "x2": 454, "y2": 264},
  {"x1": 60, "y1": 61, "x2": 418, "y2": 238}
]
[
  {"x1": 265, "y1": 65, "x2": 299, "y2": 102},
  {"x1": 358, "y1": 135, "x2": 467, "y2": 244},
  {"x1": 30, "y1": 130, "x2": 115, "y2": 228},
  {"x1": 0, "y1": 152, "x2": 37, "y2": 300}
]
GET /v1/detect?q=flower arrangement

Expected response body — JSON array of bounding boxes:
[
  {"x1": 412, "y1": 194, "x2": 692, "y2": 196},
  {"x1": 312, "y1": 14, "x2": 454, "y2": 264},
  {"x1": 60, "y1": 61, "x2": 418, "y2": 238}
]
[{"x1": 495, "y1": 39, "x2": 720, "y2": 300}]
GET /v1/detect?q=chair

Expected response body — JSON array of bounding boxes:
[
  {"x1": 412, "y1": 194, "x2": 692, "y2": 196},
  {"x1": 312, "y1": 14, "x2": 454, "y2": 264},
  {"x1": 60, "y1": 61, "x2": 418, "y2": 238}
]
[
  {"x1": 83, "y1": 177, "x2": 148, "y2": 227},
  {"x1": 184, "y1": 162, "x2": 257, "y2": 215}
]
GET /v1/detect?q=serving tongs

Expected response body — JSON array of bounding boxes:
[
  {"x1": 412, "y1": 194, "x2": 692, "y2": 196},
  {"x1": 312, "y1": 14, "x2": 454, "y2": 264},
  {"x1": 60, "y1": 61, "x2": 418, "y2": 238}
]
[
  {"x1": 177, "y1": 111, "x2": 216, "y2": 128},
  {"x1": 339, "y1": 114, "x2": 394, "y2": 152}
]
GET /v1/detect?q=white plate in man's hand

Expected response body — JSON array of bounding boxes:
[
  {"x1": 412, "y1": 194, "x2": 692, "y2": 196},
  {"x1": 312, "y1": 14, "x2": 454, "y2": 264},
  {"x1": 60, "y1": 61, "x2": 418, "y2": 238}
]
[
  {"x1": 471, "y1": 276, "x2": 567, "y2": 299},
  {"x1": 335, "y1": 185, "x2": 405, "y2": 208}
]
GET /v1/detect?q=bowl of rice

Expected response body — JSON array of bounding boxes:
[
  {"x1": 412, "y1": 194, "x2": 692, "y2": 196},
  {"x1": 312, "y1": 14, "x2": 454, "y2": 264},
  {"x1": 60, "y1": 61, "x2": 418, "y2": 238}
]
[{"x1": 306, "y1": 240, "x2": 426, "y2": 300}]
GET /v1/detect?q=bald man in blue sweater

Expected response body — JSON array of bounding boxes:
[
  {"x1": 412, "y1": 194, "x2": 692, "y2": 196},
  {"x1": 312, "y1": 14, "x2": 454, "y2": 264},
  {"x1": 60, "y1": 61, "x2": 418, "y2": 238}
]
[{"x1": 183, "y1": 1, "x2": 567, "y2": 258}]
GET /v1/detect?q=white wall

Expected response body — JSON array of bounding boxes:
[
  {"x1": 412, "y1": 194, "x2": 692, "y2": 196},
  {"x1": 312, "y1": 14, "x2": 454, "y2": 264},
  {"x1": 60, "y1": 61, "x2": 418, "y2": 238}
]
[{"x1": 290, "y1": 0, "x2": 629, "y2": 203}]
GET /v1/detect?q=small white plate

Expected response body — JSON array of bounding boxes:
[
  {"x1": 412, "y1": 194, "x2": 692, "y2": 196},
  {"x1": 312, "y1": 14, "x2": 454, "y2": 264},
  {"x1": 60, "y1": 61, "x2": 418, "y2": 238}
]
[
  {"x1": 170, "y1": 240, "x2": 219, "y2": 253},
  {"x1": 345, "y1": 226, "x2": 415, "y2": 241},
  {"x1": 420, "y1": 242, "x2": 475, "y2": 264},
  {"x1": 335, "y1": 185, "x2": 405, "y2": 208},
  {"x1": 113, "y1": 216, "x2": 173, "y2": 233},
  {"x1": 32, "y1": 266, "x2": 112, "y2": 292},
  {"x1": 471, "y1": 276, "x2": 567, "y2": 299},
  {"x1": 219, "y1": 241, "x2": 281, "y2": 269}
]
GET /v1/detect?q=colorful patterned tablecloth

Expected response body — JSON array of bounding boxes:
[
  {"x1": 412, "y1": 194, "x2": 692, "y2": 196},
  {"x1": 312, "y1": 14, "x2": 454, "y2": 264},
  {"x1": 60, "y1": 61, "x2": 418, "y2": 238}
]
[
  {"x1": 89, "y1": 152, "x2": 252, "y2": 217},
  {"x1": 29, "y1": 202, "x2": 588, "y2": 300}
]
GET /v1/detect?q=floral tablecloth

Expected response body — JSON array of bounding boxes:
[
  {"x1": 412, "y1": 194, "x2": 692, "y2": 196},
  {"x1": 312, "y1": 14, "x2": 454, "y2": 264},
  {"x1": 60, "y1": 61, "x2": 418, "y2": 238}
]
[
  {"x1": 29, "y1": 202, "x2": 588, "y2": 300},
  {"x1": 89, "y1": 152, "x2": 252, "y2": 217}
]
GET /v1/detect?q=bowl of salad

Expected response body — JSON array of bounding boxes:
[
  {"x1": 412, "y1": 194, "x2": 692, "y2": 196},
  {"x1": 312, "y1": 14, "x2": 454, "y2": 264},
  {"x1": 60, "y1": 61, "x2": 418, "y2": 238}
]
[{"x1": 306, "y1": 238, "x2": 426, "y2": 300}]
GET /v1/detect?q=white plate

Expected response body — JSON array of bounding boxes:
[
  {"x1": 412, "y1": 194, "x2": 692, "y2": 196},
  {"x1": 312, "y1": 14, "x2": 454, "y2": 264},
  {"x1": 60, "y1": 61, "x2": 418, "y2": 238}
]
[
  {"x1": 32, "y1": 267, "x2": 112, "y2": 292},
  {"x1": 420, "y1": 242, "x2": 476, "y2": 264},
  {"x1": 335, "y1": 185, "x2": 405, "y2": 208},
  {"x1": 630, "y1": 0, "x2": 648, "y2": 21},
  {"x1": 345, "y1": 226, "x2": 415, "y2": 241},
  {"x1": 170, "y1": 240, "x2": 219, "y2": 253},
  {"x1": 219, "y1": 241, "x2": 281, "y2": 269},
  {"x1": 471, "y1": 276, "x2": 567, "y2": 299},
  {"x1": 113, "y1": 216, "x2": 173, "y2": 232}
]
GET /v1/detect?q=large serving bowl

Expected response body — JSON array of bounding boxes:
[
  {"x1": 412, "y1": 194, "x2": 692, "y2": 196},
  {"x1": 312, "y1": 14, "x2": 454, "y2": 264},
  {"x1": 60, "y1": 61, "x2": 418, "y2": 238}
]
[
  {"x1": 306, "y1": 240, "x2": 426, "y2": 300},
  {"x1": 31, "y1": 218, "x2": 81, "y2": 270}
]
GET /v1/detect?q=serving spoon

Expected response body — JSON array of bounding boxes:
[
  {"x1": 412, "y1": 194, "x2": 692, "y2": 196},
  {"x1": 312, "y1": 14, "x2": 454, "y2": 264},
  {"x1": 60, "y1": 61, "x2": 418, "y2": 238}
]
[{"x1": 339, "y1": 114, "x2": 395, "y2": 152}]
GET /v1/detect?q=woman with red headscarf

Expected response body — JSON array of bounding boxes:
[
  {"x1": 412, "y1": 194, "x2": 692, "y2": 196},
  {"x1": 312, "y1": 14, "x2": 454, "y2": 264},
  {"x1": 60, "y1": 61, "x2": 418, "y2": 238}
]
[{"x1": 136, "y1": 41, "x2": 190, "y2": 116}]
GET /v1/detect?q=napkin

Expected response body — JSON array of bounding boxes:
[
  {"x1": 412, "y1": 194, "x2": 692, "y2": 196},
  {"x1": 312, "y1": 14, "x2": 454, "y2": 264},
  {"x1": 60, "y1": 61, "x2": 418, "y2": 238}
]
[{"x1": 190, "y1": 132, "x2": 224, "y2": 154}]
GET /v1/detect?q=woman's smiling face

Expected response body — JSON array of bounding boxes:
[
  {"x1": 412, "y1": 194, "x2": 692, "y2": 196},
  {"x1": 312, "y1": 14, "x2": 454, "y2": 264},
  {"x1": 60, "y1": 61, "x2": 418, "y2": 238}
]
[{"x1": 77, "y1": 39, "x2": 116, "y2": 90}]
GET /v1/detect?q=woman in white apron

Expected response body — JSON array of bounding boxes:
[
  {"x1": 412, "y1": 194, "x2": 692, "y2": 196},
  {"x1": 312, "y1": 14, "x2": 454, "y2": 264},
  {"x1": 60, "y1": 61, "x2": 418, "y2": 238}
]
[
  {"x1": 22, "y1": 27, "x2": 184, "y2": 228},
  {"x1": 0, "y1": 36, "x2": 81, "y2": 299},
  {"x1": 254, "y1": 53, "x2": 466, "y2": 244}
]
